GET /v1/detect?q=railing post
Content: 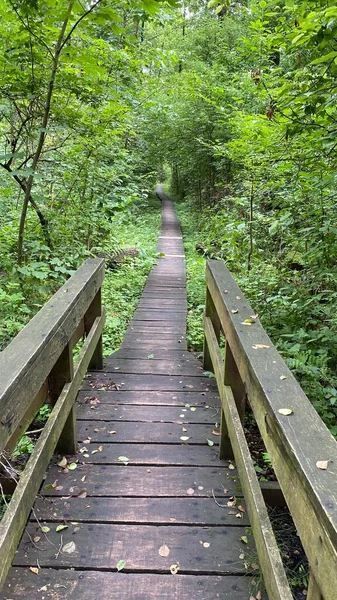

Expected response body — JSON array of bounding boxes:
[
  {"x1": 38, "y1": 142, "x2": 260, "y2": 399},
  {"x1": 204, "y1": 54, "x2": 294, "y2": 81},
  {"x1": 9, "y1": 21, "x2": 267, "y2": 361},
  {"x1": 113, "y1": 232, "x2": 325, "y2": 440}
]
[
  {"x1": 307, "y1": 572, "x2": 323, "y2": 600},
  {"x1": 203, "y1": 287, "x2": 220, "y2": 371},
  {"x1": 219, "y1": 343, "x2": 247, "y2": 460},
  {"x1": 84, "y1": 288, "x2": 103, "y2": 370},
  {"x1": 48, "y1": 343, "x2": 77, "y2": 454}
]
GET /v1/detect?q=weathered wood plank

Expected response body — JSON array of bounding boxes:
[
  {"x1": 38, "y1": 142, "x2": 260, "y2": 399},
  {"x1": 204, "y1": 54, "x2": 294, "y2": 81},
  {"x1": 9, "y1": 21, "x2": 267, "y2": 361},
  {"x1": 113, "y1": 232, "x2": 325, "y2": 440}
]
[
  {"x1": 0, "y1": 258, "x2": 105, "y2": 453},
  {"x1": 77, "y1": 421, "x2": 220, "y2": 444},
  {"x1": 0, "y1": 313, "x2": 105, "y2": 589},
  {"x1": 4, "y1": 570, "x2": 252, "y2": 599},
  {"x1": 121, "y1": 338, "x2": 188, "y2": 349},
  {"x1": 77, "y1": 403, "x2": 218, "y2": 423},
  {"x1": 206, "y1": 259, "x2": 337, "y2": 599},
  {"x1": 77, "y1": 389, "x2": 219, "y2": 406},
  {"x1": 83, "y1": 373, "x2": 218, "y2": 392},
  {"x1": 14, "y1": 523, "x2": 251, "y2": 574},
  {"x1": 103, "y1": 358, "x2": 204, "y2": 376},
  {"x1": 107, "y1": 348, "x2": 194, "y2": 359},
  {"x1": 41, "y1": 465, "x2": 237, "y2": 497},
  {"x1": 33, "y1": 496, "x2": 247, "y2": 524},
  {"x1": 74, "y1": 442, "x2": 221, "y2": 465}
]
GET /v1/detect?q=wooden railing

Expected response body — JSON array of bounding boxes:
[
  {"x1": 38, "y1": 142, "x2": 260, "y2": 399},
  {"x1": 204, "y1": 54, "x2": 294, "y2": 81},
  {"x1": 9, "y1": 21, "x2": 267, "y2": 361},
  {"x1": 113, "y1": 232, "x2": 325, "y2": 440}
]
[
  {"x1": 203, "y1": 259, "x2": 337, "y2": 600},
  {"x1": 0, "y1": 258, "x2": 105, "y2": 588}
]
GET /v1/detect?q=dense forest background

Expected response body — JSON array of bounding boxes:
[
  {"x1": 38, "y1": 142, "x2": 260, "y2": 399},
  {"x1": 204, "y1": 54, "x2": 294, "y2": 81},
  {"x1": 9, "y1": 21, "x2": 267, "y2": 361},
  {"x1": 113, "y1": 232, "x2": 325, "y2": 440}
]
[{"x1": 1, "y1": 0, "x2": 337, "y2": 437}]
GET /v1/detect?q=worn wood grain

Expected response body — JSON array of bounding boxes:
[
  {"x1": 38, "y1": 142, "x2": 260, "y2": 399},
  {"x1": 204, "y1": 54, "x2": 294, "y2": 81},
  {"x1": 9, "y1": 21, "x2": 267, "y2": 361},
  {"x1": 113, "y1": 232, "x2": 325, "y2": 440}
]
[
  {"x1": 73, "y1": 443, "x2": 221, "y2": 465},
  {"x1": 77, "y1": 389, "x2": 219, "y2": 406},
  {"x1": 77, "y1": 421, "x2": 220, "y2": 444},
  {"x1": 77, "y1": 403, "x2": 218, "y2": 423},
  {"x1": 33, "y1": 496, "x2": 246, "y2": 524},
  {"x1": 206, "y1": 259, "x2": 337, "y2": 598},
  {"x1": 14, "y1": 523, "x2": 251, "y2": 574},
  {"x1": 41, "y1": 465, "x2": 237, "y2": 497},
  {"x1": 103, "y1": 358, "x2": 204, "y2": 376},
  {"x1": 0, "y1": 313, "x2": 105, "y2": 589},
  {"x1": 0, "y1": 258, "x2": 104, "y2": 453},
  {"x1": 83, "y1": 373, "x2": 218, "y2": 392},
  {"x1": 3, "y1": 570, "x2": 252, "y2": 600}
]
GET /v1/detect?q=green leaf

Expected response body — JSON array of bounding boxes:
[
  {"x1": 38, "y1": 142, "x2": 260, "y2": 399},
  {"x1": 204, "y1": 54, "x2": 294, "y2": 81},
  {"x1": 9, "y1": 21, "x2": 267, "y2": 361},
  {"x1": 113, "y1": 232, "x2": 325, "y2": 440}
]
[
  {"x1": 117, "y1": 559, "x2": 126, "y2": 571},
  {"x1": 311, "y1": 52, "x2": 337, "y2": 65}
]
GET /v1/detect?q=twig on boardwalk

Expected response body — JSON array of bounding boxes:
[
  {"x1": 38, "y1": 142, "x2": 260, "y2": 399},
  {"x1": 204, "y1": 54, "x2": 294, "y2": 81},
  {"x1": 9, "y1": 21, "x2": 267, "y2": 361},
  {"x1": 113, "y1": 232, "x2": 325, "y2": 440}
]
[
  {"x1": 211, "y1": 488, "x2": 228, "y2": 508},
  {"x1": 55, "y1": 534, "x2": 63, "y2": 559}
]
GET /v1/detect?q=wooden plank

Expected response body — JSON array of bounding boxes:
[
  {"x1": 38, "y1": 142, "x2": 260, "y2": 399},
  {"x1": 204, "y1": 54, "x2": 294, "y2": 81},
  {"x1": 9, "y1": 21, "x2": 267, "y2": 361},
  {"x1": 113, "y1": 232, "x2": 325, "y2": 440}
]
[
  {"x1": 84, "y1": 289, "x2": 103, "y2": 370},
  {"x1": 77, "y1": 390, "x2": 219, "y2": 406},
  {"x1": 33, "y1": 496, "x2": 247, "y2": 524},
  {"x1": 4, "y1": 381, "x2": 48, "y2": 455},
  {"x1": 220, "y1": 385, "x2": 292, "y2": 600},
  {"x1": 41, "y1": 465, "x2": 237, "y2": 497},
  {"x1": 74, "y1": 442, "x2": 221, "y2": 465},
  {"x1": 83, "y1": 373, "x2": 218, "y2": 392},
  {"x1": 107, "y1": 348, "x2": 193, "y2": 359},
  {"x1": 48, "y1": 343, "x2": 76, "y2": 455},
  {"x1": 74, "y1": 443, "x2": 221, "y2": 465},
  {"x1": 4, "y1": 570, "x2": 252, "y2": 599},
  {"x1": 121, "y1": 338, "x2": 187, "y2": 349},
  {"x1": 138, "y1": 299, "x2": 187, "y2": 307},
  {"x1": 127, "y1": 325, "x2": 186, "y2": 333},
  {"x1": 13, "y1": 523, "x2": 251, "y2": 574},
  {"x1": 0, "y1": 258, "x2": 105, "y2": 453},
  {"x1": 0, "y1": 313, "x2": 105, "y2": 589},
  {"x1": 77, "y1": 403, "x2": 218, "y2": 423},
  {"x1": 102, "y1": 358, "x2": 204, "y2": 376},
  {"x1": 77, "y1": 421, "x2": 220, "y2": 444},
  {"x1": 206, "y1": 260, "x2": 337, "y2": 598}
]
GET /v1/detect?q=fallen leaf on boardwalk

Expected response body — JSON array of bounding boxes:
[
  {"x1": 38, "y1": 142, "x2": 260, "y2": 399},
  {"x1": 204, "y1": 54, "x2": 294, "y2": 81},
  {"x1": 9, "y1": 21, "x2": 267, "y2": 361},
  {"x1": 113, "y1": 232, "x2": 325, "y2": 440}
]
[
  {"x1": 69, "y1": 487, "x2": 75, "y2": 493},
  {"x1": 278, "y1": 408, "x2": 294, "y2": 416},
  {"x1": 159, "y1": 544, "x2": 170, "y2": 557},
  {"x1": 206, "y1": 439, "x2": 214, "y2": 446},
  {"x1": 179, "y1": 414, "x2": 185, "y2": 418},
  {"x1": 251, "y1": 563, "x2": 260, "y2": 570},
  {"x1": 109, "y1": 431, "x2": 116, "y2": 435},
  {"x1": 241, "y1": 535, "x2": 248, "y2": 544},
  {"x1": 186, "y1": 488, "x2": 195, "y2": 495},
  {"x1": 55, "y1": 486, "x2": 63, "y2": 491},
  {"x1": 182, "y1": 427, "x2": 187, "y2": 432},
  {"x1": 98, "y1": 446, "x2": 103, "y2": 452},
  {"x1": 238, "y1": 505, "x2": 246, "y2": 513},
  {"x1": 81, "y1": 475, "x2": 86, "y2": 482},
  {"x1": 147, "y1": 354, "x2": 155, "y2": 359},
  {"x1": 170, "y1": 563, "x2": 179, "y2": 575},
  {"x1": 280, "y1": 375, "x2": 287, "y2": 380},
  {"x1": 33, "y1": 536, "x2": 41, "y2": 543},
  {"x1": 228, "y1": 510, "x2": 237, "y2": 515},
  {"x1": 44, "y1": 483, "x2": 53, "y2": 490},
  {"x1": 94, "y1": 428, "x2": 99, "y2": 433},
  {"x1": 235, "y1": 513, "x2": 243, "y2": 519},
  {"x1": 212, "y1": 428, "x2": 220, "y2": 436},
  {"x1": 190, "y1": 407, "x2": 196, "y2": 412},
  {"x1": 40, "y1": 526, "x2": 50, "y2": 533},
  {"x1": 231, "y1": 309, "x2": 238, "y2": 314},
  {"x1": 77, "y1": 489, "x2": 87, "y2": 498},
  {"x1": 29, "y1": 567, "x2": 39, "y2": 575},
  {"x1": 91, "y1": 450, "x2": 99, "y2": 455},
  {"x1": 228, "y1": 463, "x2": 235, "y2": 470},
  {"x1": 83, "y1": 453, "x2": 89, "y2": 458},
  {"x1": 118, "y1": 456, "x2": 129, "y2": 465},
  {"x1": 180, "y1": 436, "x2": 189, "y2": 441},
  {"x1": 39, "y1": 585, "x2": 48, "y2": 591},
  {"x1": 239, "y1": 553, "x2": 245, "y2": 560},
  {"x1": 56, "y1": 525, "x2": 68, "y2": 532},
  {"x1": 83, "y1": 438, "x2": 91, "y2": 444},
  {"x1": 256, "y1": 592, "x2": 262, "y2": 600},
  {"x1": 316, "y1": 460, "x2": 329, "y2": 470},
  {"x1": 242, "y1": 318, "x2": 256, "y2": 324},
  {"x1": 62, "y1": 541, "x2": 76, "y2": 554},
  {"x1": 116, "y1": 560, "x2": 126, "y2": 571},
  {"x1": 198, "y1": 486, "x2": 204, "y2": 490},
  {"x1": 203, "y1": 542, "x2": 210, "y2": 548},
  {"x1": 68, "y1": 462, "x2": 77, "y2": 470},
  {"x1": 252, "y1": 344, "x2": 270, "y2": 349},
  {"x1": 57, "y1": 457, "x2": 67, "y2": 468},
  {"x1": 227, "y1": 498, "x2": 237, "y2": 507}
]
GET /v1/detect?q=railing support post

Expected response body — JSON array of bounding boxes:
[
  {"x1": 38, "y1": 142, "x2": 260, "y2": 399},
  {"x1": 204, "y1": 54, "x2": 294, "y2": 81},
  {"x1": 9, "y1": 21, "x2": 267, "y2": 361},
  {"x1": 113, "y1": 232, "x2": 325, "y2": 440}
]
[
  {"x1": 203, "y1": 288, "x2": 220, "y2": 371},
  {"x1": 48, "y1": 343, "x2": 77, "y2": 454},
  {"x1": 84, "y1": 289, "x2": 103, "y2": 370}
]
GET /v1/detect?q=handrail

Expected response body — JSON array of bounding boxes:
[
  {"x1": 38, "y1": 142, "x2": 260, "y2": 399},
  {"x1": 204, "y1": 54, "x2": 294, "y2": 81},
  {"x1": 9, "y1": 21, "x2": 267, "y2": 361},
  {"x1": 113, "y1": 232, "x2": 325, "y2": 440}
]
[
  {"x1": 203, "y1": 259, "x2": 337, "y2": 600},
  {"x1": 0, "y1": 257, "x2": 105, "y2": 588}
]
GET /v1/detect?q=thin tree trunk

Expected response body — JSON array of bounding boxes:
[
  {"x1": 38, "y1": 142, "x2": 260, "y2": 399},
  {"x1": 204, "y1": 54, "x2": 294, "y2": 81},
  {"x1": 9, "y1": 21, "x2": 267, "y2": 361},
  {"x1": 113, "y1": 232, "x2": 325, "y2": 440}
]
[{"x1": 247, "y1": 180, "x2": 254, "y2": 272}]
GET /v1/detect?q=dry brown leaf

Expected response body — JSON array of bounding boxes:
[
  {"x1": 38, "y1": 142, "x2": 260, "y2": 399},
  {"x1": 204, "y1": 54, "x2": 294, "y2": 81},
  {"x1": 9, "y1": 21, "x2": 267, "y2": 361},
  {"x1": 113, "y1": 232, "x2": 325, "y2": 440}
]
[
  {"x1": 62, "y1": 541, "x2": 76, "y2": 554},
  {"x1": 203, "y1": 542, "x2": 210, "y2": 548},
  {"x1": 170, "y1": 563, "x2": 180, "y2": 575},
  {"x1": 212, "y1": 428, "x2": 220, "y2": 436},
  {"x1": 33, "y1": 536, "x2": 40, "y2": 543},
  {"x1": 159, "y1": 544, "x2": 170, "y2": 557},
  {"x1": 186, "y1": 488, "x2": 195, "y2": 495},
  {"x1": 29, "y1": 567, "x2": 39, "y2": 575},
  {"x1": 228, "y1": 463, "x2": 235, "y2": 470},
  {"x1": 252, "y1": 344, "x2": 270, "y2": 349},
  {"x1": 57, "y1": 457, "x2": 67, "y2": 468},
  {"x1": 256, "y1": 591, "x2": 262, "y2": 600},
  {"x1": 77, "y1": 489, "x2": 87, "y2": 498},
  {"x1": 231, "y1": 309, "x2": 238, "y2": 314},
  {"x1": 238, "y1": 505, "x2": 246, "y2": 513}
]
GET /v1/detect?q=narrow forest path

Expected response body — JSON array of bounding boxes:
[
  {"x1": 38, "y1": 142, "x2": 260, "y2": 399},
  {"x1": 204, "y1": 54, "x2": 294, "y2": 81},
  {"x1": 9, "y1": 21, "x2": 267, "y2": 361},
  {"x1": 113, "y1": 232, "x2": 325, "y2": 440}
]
[{"x1": 4, "y1": 187, "x2": 253, "y2": 599}]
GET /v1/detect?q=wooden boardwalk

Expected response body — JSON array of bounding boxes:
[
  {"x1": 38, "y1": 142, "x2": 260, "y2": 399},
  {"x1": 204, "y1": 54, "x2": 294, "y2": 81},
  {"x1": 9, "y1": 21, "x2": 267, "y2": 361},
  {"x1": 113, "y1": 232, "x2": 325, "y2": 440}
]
[{"x1": 4, "y1": 188, "x2": 253, "y2": 599}]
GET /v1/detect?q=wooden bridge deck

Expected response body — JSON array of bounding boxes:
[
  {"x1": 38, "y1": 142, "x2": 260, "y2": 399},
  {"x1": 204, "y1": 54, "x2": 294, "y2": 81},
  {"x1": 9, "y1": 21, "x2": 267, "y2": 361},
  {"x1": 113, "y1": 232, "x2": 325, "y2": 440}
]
[{"x1": 4, "y1": 188, "x2": 253, "y2": 599}]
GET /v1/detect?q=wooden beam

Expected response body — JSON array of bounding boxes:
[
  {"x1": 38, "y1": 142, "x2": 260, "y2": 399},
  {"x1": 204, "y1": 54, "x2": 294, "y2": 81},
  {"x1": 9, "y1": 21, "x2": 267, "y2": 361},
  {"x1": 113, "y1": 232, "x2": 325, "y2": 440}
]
[{"x1": 0, "y1": 311, "x2": 105, "y2": 590}]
